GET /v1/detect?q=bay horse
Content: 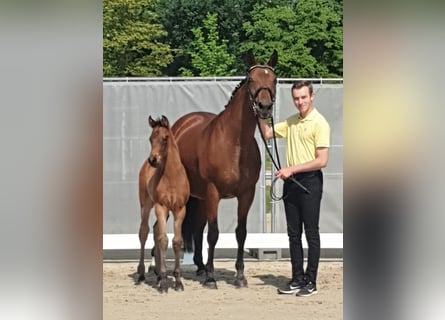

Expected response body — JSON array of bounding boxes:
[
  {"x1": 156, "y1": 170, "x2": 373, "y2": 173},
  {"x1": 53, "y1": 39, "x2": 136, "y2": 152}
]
[
  {"x1": 172, "y1": 50, "x2": 278, "y2": 288},
  {"x1": 137, "y1": 115, "x2": 190, "y2": 293}
]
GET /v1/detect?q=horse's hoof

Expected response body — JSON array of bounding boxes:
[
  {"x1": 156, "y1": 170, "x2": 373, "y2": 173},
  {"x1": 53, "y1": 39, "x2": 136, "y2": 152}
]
[
  {"x1": 158, "y1": 287, "x2": 168, "y2": 294},
  {"x1": 175, "y1": 283, "x2": 184, "y2": 291},
  {"x1": 203, "y1": 279, "x2": 218, "y2": 289},
  {"x1": 235, "y1": 278, "x2": 248, "y2": 288},
  {"x1": 158, "y1": 284, "x2": 168, "y2": 293},
  {"x1": 157, "y1": 278, "x2": 168, "y2": 293},
  {"x1": 137, "y1": 274, "x2": 145, "y2": 283}
]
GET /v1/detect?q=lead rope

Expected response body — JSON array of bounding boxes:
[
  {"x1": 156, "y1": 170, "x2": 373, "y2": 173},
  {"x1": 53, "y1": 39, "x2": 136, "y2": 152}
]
[{"x1": 257, "y1": 117, "x2": 310, "y2": 201}]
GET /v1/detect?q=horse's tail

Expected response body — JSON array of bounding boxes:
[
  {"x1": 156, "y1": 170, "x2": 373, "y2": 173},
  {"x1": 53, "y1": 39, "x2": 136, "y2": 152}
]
[{"x1": 182, "y1": 197, "x2": 197, "y2": 253}]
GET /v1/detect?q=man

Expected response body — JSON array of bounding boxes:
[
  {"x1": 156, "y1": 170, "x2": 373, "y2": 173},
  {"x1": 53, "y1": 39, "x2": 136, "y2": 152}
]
[{"x1": 259, "y1": 80, "x2": 330, "y2": 297}]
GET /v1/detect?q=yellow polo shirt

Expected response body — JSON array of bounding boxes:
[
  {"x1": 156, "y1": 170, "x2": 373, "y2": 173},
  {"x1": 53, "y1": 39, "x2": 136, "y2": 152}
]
[{"x1": 274, "y1": 108, "x2": 330, "y2": 166}]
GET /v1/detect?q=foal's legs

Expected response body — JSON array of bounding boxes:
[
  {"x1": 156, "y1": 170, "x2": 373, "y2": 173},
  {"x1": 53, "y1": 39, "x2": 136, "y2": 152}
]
[
  {"x1": 234, "y1": 189, "x2": 255, "y2": 287},
  {"x1": 152, "y1": 221, "x2": 161, "y2": 283},
  {"x1": 172, "y1": 206, "x2": 186, "y2": 291},
  {"x1": 154, "y1": 204, "x2": 169, "y2": 293},
  {"x1": 137, "y1": 202, "x2": 152, "y2": 283}
]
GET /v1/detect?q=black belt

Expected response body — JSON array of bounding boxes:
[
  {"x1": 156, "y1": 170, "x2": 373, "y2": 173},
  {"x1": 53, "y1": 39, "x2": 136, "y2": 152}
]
[
  {"x1": 286, "y1": 170, "x2": 321, "y2": 194},
  {"x1": 291, "y1": 170, "x2": 321, "y2": 179}
]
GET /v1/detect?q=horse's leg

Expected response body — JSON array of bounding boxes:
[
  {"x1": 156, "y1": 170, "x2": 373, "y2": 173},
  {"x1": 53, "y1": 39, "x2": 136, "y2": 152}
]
[
  {"x1": 151, "y1": 214, "x2": 171, "y2": 273},
  {"x1": 185, "y1": 197, "x2": 207, "y2": 275},
  {"x1": 137, "y1": 202, "x2": 151, "y2": 283},
  {"x1": 234, "y1": 189, "x2": 255, "y2": 288},
  {"x1": 203, "y1": 184, "x2": 220, "y2": 289},
  {"x1": 193, "y1": 198, "x2": 208, "y2": 276},
  {"x1": 172, "y1": 206, "x2": 186, "y2": 291},
  {"x1": 154, "y1": 204, "x2": 169, "y2": 293},
  {"x1": 152, "y1": 221, "x2": 161, "y2": 283}
]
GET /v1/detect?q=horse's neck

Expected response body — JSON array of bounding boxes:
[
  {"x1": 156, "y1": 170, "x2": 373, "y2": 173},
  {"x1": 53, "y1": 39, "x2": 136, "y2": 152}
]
[
  {"x1": 163, "y1": 142, "x2": 182, "y2": 179},
  {"x1": 219, "y1": 85, "x2": 257, "y2": 140}
]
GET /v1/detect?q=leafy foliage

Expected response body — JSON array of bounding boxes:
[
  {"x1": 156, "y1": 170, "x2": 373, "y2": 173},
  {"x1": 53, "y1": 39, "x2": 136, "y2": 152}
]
[
  {"x1": 155, "y1": 0, "x2": 212, "y2": 76},
  {"x1": 103, "y1": 0, "x2": 173, "y2": 76},
  {"x1": 180, "y1": 13, "x2": 236, "y2": 76},
  {"x1": 242, "y1": 0, "x2": 342, "y2": 78},
  {"x1": 103, "y1": 0, "x2": 343, "y2": 78},
  {"x1": 293, "y1": 0, "x2": 343, "y2": 77},
  {"x1": 156, "y1": 0, "x2": 267, "y2": 75}
]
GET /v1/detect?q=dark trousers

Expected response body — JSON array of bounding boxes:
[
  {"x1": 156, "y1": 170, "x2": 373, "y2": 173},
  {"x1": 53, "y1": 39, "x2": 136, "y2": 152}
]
[{"x1": 283, "y1": 170, "x2": 323, "y2": 284}]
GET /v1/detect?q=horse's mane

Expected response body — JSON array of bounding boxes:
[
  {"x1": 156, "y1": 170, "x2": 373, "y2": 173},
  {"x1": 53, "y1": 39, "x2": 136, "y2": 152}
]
[{"x1": 223, "y1": 77, "x2": 248, "y2": 109}]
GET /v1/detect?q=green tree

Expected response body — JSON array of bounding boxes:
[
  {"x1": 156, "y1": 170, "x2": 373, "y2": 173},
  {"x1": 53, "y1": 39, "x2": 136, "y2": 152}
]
[
  {"x1": 155, "y1": 0, "x2": 213, "y2": 76},
  {"x1": 181, "y1": 13, "x2": 236, "y2": 76},
  {"x1": 157, "y1": 0, "x2": 264, "y2": 75},
  {"x1": 242, "y1": 0, "x2": 343, "y2": 78},
  {"x1": 103, "y1": 0, "x2": 173, "y2": 77},
  {"x1": 208, "y1": 0, "x2": 271, "y2": 73},
  {"x1": 293, "y1": 0, "x2": 343, "y2": 77}
]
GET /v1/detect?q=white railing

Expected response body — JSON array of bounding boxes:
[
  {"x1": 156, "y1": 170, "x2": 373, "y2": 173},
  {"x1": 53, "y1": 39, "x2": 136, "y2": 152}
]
[{"x1": 103, "y1": 77, "x2": 343, "y2": 84}]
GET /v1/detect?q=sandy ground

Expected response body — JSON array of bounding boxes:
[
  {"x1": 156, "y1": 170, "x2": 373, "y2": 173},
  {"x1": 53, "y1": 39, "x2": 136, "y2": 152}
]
[{"x1": 103, "y1": 259, "x2": 343, "y2": 320}]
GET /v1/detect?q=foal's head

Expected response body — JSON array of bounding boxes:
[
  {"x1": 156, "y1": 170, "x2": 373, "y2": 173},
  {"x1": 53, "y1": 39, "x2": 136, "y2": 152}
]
[
  {"x1": 147, "y1": 115, "x2": 171, "y2": 168},
  {"x1": 244, "y1": 49, "x2": 278, "y2": 119}
]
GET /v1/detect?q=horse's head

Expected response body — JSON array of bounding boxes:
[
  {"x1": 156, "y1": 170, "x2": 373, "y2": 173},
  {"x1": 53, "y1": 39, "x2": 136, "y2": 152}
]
[
  {"x1": 244, "y1": 49, "x2": 278, "y2": 119},
  {"x1": 147, "y1": 115, "x2": 171, "y2": 168}
]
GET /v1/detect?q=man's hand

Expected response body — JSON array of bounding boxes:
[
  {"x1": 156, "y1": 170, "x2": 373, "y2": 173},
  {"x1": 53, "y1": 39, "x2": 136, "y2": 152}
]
[{"x1": 275, "y1": 167, "x2": 294, "y2": 180}]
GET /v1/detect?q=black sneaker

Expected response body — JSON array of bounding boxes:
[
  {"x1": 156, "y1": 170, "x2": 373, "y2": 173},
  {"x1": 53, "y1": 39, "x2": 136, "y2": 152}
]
[
  {"x1": 277, "y1": 279, "x2": 307, "y2": 294},
  {"x1": 295, "y1": 281, "x2": 318, "y2": 297}
]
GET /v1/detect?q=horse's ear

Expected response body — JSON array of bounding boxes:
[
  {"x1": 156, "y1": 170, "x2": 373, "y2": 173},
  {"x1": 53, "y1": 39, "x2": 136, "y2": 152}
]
[
  {"x1": 161, "y1": 115, "x2": 169, "y2": 127},
  {"x1": 148, "y1": 115, "x2": 156, "y2": 128},
  {"x1": 244, "y1": 49, "x2": 256, "y2": 67},
  {"x1": 267, "y1": 50, "x2": 278, "y2": 68}
]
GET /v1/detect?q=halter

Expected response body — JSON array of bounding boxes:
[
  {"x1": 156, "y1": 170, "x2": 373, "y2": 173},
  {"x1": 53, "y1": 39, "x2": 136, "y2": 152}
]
[
  {"x1": 248, "y1": 65, "x2": 275, "y2": 73},
  {"x1": 246, "y1": 65, "x2": 276, "y2": 117}
]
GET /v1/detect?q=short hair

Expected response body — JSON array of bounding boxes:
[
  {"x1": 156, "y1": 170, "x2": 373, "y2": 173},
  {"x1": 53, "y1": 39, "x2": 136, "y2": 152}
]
[{"x1": 291, "y1": 80, "x2": 313, "y2": 95}]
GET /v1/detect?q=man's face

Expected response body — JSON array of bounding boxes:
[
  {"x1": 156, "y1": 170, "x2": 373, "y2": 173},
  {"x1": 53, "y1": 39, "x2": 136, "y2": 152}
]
[{"x1": 292, "y1": 86, "x2": 314, "y2": 116}]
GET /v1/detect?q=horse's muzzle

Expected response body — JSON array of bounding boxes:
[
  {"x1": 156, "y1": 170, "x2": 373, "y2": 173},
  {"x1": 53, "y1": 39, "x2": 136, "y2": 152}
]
[{"x1": 254, "y1": 102, "x2": 274, "y2": 119}]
